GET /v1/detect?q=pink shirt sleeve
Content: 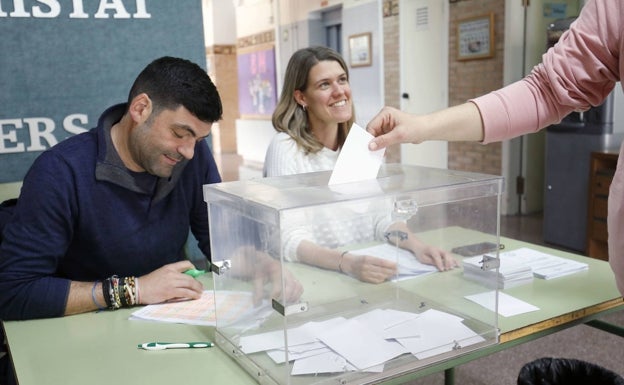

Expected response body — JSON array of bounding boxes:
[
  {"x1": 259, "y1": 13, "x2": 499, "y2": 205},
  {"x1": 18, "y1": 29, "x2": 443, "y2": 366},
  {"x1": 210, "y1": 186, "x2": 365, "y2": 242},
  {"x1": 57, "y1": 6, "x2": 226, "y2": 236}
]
[
  {"x1": 473, "y1": 0, "x2": 624, "y2": 295},
  {"x1": 472, "y1": 0, "x2": 622, "y2": 144}
]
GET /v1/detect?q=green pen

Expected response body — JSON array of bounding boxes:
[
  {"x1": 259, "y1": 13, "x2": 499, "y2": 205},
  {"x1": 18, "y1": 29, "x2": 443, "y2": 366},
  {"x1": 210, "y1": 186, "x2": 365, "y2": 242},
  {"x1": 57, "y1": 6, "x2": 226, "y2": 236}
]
[{"x1": 183, "y1": 268, "x2": 206, "y2": 278}]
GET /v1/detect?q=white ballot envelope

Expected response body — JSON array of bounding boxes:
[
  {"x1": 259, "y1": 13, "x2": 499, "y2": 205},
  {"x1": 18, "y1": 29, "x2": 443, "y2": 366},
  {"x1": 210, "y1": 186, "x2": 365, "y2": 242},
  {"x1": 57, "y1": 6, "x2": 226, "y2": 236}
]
[{"x1": 329, "y1": 123, "x2": 386, "y2": 185}]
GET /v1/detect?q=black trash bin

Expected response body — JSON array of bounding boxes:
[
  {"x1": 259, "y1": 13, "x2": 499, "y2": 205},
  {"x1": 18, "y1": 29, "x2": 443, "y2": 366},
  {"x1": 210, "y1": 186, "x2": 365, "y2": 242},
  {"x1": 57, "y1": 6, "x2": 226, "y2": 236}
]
[{"x1": 518, "y1": 357, "x2": 624, "y2": 385}]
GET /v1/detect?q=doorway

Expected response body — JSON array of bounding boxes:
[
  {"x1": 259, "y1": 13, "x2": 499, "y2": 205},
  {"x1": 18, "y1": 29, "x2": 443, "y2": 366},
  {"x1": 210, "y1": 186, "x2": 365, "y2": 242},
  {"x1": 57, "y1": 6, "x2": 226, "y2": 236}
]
[{"x1": 399, "y1": 0, "x2": 448, "y2": 169}]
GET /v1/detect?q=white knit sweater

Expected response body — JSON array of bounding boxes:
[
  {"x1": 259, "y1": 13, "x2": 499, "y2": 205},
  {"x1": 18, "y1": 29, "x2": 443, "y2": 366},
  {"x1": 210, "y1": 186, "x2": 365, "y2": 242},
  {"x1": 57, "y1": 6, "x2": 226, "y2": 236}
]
[
  {"x1": 262, "y1": 132, "x2": 391, "y2": 261},
  {"x1": 263, "y1": 132, "x2": 339, "y2": 177}
]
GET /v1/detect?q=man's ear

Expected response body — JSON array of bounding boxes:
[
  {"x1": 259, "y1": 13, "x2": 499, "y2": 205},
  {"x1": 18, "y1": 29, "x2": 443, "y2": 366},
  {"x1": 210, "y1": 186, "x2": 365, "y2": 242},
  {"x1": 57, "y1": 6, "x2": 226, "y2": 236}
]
[{"x1": 128, "y1": 93, "x2": 153, "y2": 123}]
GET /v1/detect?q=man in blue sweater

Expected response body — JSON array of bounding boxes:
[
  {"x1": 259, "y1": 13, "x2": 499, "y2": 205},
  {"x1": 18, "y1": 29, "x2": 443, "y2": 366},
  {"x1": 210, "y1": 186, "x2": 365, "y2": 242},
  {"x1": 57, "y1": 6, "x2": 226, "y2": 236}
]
[{"x1": 0, "y1": 57, "x2": 302, "y2": 322}]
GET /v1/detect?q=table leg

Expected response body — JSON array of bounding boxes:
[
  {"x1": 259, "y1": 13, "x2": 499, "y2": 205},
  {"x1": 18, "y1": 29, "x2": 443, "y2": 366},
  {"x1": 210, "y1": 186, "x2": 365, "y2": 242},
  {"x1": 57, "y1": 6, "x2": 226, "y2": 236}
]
[
  {"x1": 586, "y1": 319, "x2": 624, "y2": 338},
  {"x1": 444, "y1": 367, "x2": 455, "y2": 385}
]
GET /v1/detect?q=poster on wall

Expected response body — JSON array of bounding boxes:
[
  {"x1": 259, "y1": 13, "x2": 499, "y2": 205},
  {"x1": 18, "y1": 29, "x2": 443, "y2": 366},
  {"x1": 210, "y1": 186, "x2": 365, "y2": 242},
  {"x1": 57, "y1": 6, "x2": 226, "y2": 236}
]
[
  {"x1": 237, "y1": 44, "x2": 277, "y2": 119},
  {"x1": 0, "y1": 0, "x2": 206, "y2": 183}
]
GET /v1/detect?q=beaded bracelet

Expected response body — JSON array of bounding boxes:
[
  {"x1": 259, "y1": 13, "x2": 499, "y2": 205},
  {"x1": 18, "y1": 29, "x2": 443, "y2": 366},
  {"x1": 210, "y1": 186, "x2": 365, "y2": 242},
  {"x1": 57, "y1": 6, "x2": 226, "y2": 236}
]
[
  {"x1": 111, "y1": 275, "x2": 121, "y2": 309},
  {"x1": 101, "y1": 275, "x2": 140, "y2": 310}
]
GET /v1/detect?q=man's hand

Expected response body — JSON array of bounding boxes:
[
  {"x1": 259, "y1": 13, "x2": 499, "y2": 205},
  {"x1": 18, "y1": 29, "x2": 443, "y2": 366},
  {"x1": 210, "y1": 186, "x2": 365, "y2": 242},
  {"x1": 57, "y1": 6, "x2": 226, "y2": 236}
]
[
  {"x1": 254, "y1": 257, "x2": 304, "y2": 306},
  {"x1": 227, "y1": 246, "x2": 304, "y2": 306},
  {"x1": 137, "y1": 260, "x2": 204, "y2": 304}
]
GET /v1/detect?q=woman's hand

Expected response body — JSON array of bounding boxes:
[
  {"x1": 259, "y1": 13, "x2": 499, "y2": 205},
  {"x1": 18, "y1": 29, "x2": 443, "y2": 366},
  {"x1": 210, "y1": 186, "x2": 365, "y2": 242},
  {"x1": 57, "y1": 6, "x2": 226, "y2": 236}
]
[
  {"x1": 342, "y1": 253, "x2": 397, "y2": 284},
  {"x1": 414, "y1": 245, "x2": 458, "y2": 271}
]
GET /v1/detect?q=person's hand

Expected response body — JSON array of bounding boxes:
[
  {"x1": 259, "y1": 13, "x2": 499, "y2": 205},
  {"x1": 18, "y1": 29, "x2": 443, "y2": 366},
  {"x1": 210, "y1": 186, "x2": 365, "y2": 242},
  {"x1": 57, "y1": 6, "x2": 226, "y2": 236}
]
[
  {"x1": 367, "y1": 103, "x2": 485, "y2": 150},
  {"x1": 415, "y1": 245, "x2": 458, "y2": 271},
  {"x1": 228, "y1": 246, "x2": 303, "y2": 306},
  {"x1": 254, "y1": 258, "x2": 304, "y2": 306},
  {"x1": 366, "y1": 106, "x2": 421, "y2": 150},
  {"x1": 342, "y1": 253, "x2": 397, "y2": 284},
  {"x1": 136, "y1": 260, "x2": 204, "y2": 304}
]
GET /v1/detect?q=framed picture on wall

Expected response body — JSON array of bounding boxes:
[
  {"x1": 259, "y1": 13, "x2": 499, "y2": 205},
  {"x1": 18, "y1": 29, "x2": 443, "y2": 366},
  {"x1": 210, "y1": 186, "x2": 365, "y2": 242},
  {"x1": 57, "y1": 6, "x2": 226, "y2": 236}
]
[
  {"x1": 237, "y1": 44, "x2": 278, "y2": 119},
  {"x1": 457, "y1": 13, "x2": 494, "y2": 61},
  {"x1": 348, "y1": 32, "x2": 372, "y2": 67}
]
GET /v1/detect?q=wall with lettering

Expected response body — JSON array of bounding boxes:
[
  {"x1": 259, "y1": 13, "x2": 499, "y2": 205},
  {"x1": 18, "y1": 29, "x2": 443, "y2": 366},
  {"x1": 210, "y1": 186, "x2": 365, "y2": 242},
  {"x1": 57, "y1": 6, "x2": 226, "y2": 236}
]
[{"x1": 0, "y1": 0, "x2": 206, "y2": 183}]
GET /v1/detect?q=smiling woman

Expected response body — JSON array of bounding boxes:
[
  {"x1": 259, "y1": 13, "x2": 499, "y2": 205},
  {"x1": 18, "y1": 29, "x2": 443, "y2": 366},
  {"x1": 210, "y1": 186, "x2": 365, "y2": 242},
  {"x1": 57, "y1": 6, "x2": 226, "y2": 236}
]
[
  {"x1": 261, "y1": 46, "x2": 456, "y2": 283},
  {"x1": 264, "y1": 45, "x2": 355, "y2": 178}
]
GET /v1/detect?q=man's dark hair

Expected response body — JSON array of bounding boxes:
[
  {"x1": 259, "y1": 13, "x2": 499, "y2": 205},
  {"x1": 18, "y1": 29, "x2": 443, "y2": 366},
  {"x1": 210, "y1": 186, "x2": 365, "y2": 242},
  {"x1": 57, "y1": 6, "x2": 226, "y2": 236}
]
[{"x1": 127, "y1": 56, "x2": 222, "y2": 123}]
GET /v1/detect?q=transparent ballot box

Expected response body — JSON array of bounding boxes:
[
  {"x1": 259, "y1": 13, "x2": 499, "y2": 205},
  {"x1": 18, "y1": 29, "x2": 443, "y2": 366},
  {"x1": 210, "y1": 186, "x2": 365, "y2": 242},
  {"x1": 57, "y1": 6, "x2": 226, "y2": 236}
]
[{"x1": 203, "y1": 164, "x2": 503, "y2": 385}]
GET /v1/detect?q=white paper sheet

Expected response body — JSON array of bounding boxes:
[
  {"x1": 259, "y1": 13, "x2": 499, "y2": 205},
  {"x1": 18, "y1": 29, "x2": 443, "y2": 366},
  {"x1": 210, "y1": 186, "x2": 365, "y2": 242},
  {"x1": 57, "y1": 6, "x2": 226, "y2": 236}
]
[
  {"x1": 291, "y1": 351, "x2": 386, "y2": 375},
  {"x1": 328, "y1": 123, "x2": 385, "y2": 185},
  {"x1": 316, "y1": 318, "x2": 408, "y2": 370},
  {"x1": 465, "y1": 291, "x2": 540, "y2": 317},
  {"x1": 267, "y1": 342, "x2": 330, "y2": 364},
  {"x1": 291, "y1": 351, "x2": 358, "y2": 375},
  {"x1": 239, "y1": 317, "x2": 347, "y2": 354},
  {"x1": 352, "y1": 308, "x2": 421, "y2": 336},
  {"x1": 393, "y1": 309, "x2": 485, "y2": 359}
]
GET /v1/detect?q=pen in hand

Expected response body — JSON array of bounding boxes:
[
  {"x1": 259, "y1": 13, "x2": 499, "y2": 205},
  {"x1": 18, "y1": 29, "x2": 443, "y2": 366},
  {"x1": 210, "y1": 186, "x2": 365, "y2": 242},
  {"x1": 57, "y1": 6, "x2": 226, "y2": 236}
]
[
  {"x1": 138, "y1": 342, "x2": 214, "y2": 351},
  {"x1": 183, "y1": 269, "x2": 206, "y2": 278}
]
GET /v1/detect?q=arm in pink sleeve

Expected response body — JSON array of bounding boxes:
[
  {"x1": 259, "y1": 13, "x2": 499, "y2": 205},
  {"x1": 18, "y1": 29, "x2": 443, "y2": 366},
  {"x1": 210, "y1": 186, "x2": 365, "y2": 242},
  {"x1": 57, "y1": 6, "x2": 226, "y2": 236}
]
[{"x1": 472, "y1": 0, "x2": 620, "y2": 144}]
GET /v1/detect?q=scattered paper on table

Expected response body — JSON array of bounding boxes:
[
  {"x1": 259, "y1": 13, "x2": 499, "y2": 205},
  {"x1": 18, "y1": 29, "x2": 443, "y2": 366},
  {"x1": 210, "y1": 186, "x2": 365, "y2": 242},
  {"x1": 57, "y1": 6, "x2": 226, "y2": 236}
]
[
  {"x1": 465, "y1": 291, "x2": 540, "y2": 317},
  {"x1": 237, "y1": 308, "x2": 485, "y2": 375},
  {"x1": 316, "y1": 318, "x2": 408, "y2": 370},
  {"x1": 267, "y1": 342, "x2": 330, "y2": 364},
  {"x1": 239, "y1": 317, "x2": 347, "y2": 354},
  {"x1": 291, "y1": 351, "x2": 362, "y2": 375},
  {"x1": 393, "y1": 309, "x2": 485, "y2": 359},
  {"x1": 328, "y1": 123, "x2": 385, "y2": 185}
]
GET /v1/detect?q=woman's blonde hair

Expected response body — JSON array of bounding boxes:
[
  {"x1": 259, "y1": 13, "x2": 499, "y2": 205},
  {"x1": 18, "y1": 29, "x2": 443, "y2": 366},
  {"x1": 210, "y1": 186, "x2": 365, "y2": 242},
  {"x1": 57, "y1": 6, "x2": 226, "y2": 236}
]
[{"x1": 272, "y1": 46, "x2": 355, "y2": 154}]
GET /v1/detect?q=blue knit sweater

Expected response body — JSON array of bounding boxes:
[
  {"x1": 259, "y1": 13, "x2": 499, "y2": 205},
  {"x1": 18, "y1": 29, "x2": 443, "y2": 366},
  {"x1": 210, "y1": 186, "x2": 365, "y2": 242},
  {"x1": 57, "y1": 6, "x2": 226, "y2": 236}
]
[{"x1": 0, "y1": 104, "x2": 221, "y2": 320}]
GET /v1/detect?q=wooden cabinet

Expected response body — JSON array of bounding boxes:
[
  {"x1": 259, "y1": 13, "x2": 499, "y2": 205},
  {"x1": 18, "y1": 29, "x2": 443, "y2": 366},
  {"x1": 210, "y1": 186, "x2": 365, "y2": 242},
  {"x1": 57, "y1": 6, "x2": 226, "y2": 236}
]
[{"x1": 586, "y1": 151, "x2": 619, "y2": 260}]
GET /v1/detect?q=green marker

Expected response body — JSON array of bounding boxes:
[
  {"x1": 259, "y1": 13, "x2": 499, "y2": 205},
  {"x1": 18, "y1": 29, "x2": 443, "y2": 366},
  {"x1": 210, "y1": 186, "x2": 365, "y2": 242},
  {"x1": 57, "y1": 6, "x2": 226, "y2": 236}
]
[
  {"x1": 138, "y1": 342, "x2": 214, "y2": 350},
  {"x1": 183, "y1": 269, "x2": 206, "y2": 278}
]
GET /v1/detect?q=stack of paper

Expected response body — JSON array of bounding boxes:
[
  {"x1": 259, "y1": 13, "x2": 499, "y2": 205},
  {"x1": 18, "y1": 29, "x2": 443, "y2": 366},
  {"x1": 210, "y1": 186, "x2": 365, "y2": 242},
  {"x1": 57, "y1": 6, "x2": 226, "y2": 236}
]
[
  {"x1": 504, "y1": 247, "x2": 589, "y2": 280},
  {"x1": 462, "y1": 247, "x2": 589, "y2": 289},
  {"x1": 463, "y1": 255, "x2": 533, "y2": 289}
]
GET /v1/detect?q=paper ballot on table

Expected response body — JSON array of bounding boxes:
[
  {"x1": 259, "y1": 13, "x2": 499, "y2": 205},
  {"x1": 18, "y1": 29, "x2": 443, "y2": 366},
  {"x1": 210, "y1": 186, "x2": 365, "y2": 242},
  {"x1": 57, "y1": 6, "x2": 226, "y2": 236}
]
[
  {"x1": 316, "y1": 318, "x2": 408, "y2": 370},
  {"x1": 465, "y1": 291, "x2": 540, "y2": 317},
  {"x1": 328, "y1": 123, "x2": 385, "y2": 185}
]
